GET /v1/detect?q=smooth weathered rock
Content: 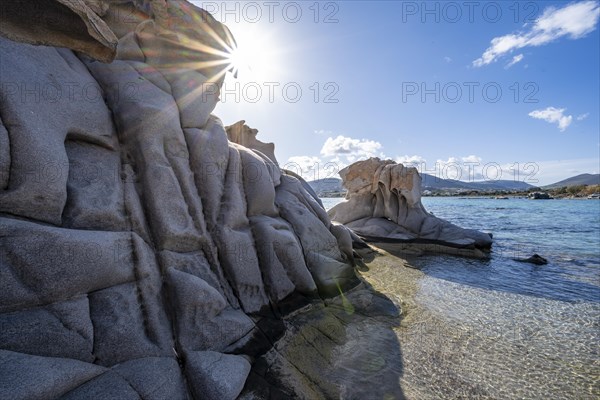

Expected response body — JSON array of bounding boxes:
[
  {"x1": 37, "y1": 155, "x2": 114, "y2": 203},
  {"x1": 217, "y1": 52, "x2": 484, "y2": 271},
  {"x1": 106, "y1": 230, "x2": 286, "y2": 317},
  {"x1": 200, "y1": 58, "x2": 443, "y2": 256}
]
[
  {"x1": 89, "y1": 281, "x2": 172, "y2": 366},
  {"x1": 236, "y1": 144, "x2": 279, "y2": 217},
  {"x1": 159, "y1": 249, "x2": 231, "y2": 301},
  {"x1": 250, "y1": 215, "x2": 319, "y2": 301},
  {"x1": 183, "y1": 120, "x2": 230, "y2": 231},
  {"x1": 185, "y1": 351, "x2": 251, "y2": 400},
  {"x1": 0, "y1": 218, "x2": 135, "y2": 313},
  {"x1": 0, "y1": 1, "x2": 361, "y2": 398},
  {"x1": 166, "y1": 268, "x2": 255, "y2": 351},
  {"x1": 329, "y1": 158, "x2": 493, "y2": 254},
  {"x1": 111, "y1": 357, "x2": 188, "y2": 400},
  {"x1": 63, "y1": 138, "x2": 127, "y2": 231},
  {"x1": 85, "y1": 57, "x2": 205, "y2": 253},
  {"x1": 213, "y1": 145, "x2": 270, "y2": 313},
  {"x1": 226, "y1": 120, "x2": 279, "y2": 164},
  {"x1": 0, "y1": 350, "x2": 107, "y2": 400},
  {"x1": 60, "y1": 371, "x2": 141, "y2": 400},
  {"x1": 0, "y1": 38, "x2": 115, "y2": 225},
  {"x1": 0, "y1": 296, "x2": 94, "y2": 362},
  {"x1": 277, "y1": 175, "x2": 359, "y2": 297}
]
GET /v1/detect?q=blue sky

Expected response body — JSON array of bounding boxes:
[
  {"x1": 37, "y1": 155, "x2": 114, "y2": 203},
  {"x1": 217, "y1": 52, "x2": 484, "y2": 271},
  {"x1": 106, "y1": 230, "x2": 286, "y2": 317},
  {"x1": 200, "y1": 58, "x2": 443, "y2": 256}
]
[{"x1": 193, "y1": 1, "x2": 599, "y2": 185}]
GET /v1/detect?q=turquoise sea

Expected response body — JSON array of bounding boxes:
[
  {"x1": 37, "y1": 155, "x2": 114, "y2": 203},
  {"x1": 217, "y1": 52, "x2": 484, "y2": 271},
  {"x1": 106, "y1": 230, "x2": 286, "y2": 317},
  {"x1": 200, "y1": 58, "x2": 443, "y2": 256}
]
[
  {"x1": 322, "y1": 196, "x2": 600, "y2": 301},
  {"x1": 322, "y1": 196, "x2": 600, "y2": 397}
]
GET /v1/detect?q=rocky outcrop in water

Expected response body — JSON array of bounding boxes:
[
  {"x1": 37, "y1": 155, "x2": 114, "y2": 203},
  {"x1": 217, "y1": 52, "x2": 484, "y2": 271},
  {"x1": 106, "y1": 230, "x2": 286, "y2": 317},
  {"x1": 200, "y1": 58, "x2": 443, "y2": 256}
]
[
  {"x1": 514, "y1": 254, "x2": 548, "y2": 265},
  {"x1": 0, "y1": 1, "x2": 360, "y2": 398},
  {"x1": 328, "y1": 158, "x2": 493, "y2": 256}
]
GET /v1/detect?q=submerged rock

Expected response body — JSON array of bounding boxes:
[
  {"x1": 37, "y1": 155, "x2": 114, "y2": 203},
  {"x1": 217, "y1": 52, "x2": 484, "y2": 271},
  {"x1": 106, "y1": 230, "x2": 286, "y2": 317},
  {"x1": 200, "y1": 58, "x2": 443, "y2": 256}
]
[
  {"x1": 514, "y1": 254, "x2": 548, "y2": 265},
  {"x1": 239, "y1": 284, "x2": 405, "y2": 399},
  {"x1": 329, "y1": 158, "x2": 493, "y2": 256}
]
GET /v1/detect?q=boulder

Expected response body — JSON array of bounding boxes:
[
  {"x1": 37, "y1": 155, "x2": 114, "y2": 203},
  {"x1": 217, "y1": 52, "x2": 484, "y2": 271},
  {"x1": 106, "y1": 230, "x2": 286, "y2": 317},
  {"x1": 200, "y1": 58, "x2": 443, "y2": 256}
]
[
  {"x1": 514, "y1": 254, "x2": 548, "y2": 265},
  {"x1": 0, "y1": 1, "x2": 358, "y2": 398},
  {"x1": 328, "y1": 158, "x2": 493, "y2": 254}
]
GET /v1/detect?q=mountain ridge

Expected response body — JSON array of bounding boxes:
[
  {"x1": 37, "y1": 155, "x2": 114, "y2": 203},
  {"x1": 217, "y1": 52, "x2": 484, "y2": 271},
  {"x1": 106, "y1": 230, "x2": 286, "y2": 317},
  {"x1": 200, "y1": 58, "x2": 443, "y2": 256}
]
[
  {"x1": 308, "y1": 174, "x2": 536, "y2": 193},
  {"x1": 309, "y1": 173, "x2": 600, "y2": 194},
  {"x1": 543, "y1": 173, "x2": 600, "y2": 189}
]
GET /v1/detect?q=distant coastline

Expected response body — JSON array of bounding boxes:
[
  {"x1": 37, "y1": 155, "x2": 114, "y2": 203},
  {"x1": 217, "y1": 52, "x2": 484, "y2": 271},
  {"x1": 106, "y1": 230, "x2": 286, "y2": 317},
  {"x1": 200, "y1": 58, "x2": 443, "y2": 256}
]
[
  {"x1": 313, "y1": 186, "x2": 600, "y2": 199},
  {"x1": 309, "y1": 173, "x2": 600, "y2": 200}
]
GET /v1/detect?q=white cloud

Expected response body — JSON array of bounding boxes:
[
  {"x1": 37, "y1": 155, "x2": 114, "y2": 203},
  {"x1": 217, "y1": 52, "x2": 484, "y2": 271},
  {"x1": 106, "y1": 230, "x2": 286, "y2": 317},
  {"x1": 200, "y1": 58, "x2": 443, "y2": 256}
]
[
  {"x1": 528, "y1": 107, "x2": 573, "y2": 131},
  {"x1": 395, "y1": 155, "x2": 426, "y2": 166},
  {"x1": 320, "y1": 135, "x2": 382, "y2": 159},
  {"x1": 437, "y1": 157, "x2": 460, "y2": 165},
  {"x1": 283, "y1": 155, "x2": 348, "y2": 182},
  {"x1": 504, "y1": 53, "x2": 524, "y2": 69},
  {"x1": 282, "y1": 156, "x2": 322, "y2": 181},
  {"x1": 461, "y1": 155, "x2": 483, "y2": 163},
  {"x1": 576, "y1": 112, "x2": 590, "y2": 120},
  {"x1": 285, "y1": 135, "x2": 384, "y2": 181},
  {"x1": 444, "y1": 56, "x2": 452, "y2": 63},
  {"x1": 473, "y1": 1, "x2": 600, "y2": 67}
]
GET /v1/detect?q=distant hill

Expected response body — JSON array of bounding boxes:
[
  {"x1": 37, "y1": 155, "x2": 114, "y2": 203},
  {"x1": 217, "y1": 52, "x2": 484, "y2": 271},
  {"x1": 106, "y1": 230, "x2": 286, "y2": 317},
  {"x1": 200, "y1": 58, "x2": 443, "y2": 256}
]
[
  {"x1": 544, "y1": 174, "x2": 600, "y2": 189},
  {"x1": 308, "y1": 178, "x2": 344, "y2": 195},
  {"x1": 420, "y1": 173, "x2": 535, "y2": 192},
  {"x1": 308, "y1": 174, "x2": 535, "y2": 194}
]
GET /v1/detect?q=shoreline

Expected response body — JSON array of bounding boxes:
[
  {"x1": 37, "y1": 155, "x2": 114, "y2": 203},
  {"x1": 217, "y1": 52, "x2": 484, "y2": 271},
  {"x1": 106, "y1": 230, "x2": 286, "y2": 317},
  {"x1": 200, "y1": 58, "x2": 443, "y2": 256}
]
[
  {"x1": 231, "y1": 239, "x2": 598, "y2": 399},
  {"x1": 357, "y1": 246, "x2": 600, "y2": 399},
  {"x1": 322, "y1": 195, "x2": 600, "y2": 200}
]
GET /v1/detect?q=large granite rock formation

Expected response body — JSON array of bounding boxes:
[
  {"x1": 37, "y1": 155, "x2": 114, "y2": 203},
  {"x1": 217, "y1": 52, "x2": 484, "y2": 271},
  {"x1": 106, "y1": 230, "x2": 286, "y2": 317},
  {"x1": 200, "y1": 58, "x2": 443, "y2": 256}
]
[
  {"x1": 0, "y1": 1, "x2": 359, "y2": 398},
  {"x1": 329, "y1": 158, "x2": 493, "y2": 255}
]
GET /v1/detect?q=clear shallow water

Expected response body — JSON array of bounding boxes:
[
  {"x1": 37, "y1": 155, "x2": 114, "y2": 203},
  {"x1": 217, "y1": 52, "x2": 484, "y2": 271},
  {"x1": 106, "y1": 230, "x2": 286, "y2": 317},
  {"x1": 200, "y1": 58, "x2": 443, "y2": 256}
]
[
  {"x1": 323, "y1": 197, "x2": 600, "y2": 397},
  {"x1": 419, "y1": 197, "x2": 600, "y2": 303},
  {"x1": 323, "y1": 197, "x2": 600, "y2": 303}
]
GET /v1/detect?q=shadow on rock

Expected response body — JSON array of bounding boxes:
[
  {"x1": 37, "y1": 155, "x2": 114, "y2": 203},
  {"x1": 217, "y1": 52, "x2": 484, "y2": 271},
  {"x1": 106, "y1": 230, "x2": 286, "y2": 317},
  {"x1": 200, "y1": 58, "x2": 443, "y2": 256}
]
[{"x1": 239, "y1": 281, "x2": 405, "y2": 399}]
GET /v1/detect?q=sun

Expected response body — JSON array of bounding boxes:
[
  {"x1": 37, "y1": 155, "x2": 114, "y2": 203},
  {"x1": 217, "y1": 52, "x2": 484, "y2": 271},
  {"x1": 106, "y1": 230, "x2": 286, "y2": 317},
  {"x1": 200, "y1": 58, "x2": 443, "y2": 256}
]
[{"x1": 226, "y1": 23, "x2": 284, "y2": 82}]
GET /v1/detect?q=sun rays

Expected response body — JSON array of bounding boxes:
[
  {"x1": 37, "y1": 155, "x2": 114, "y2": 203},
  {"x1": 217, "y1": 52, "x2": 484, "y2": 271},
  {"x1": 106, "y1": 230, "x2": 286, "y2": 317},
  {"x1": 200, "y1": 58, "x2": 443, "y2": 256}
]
[
  {"x1": 130, "y1": 0, "x2": 288, "y2": 122},
  {"x1": 225, "y1": 23, "x2": 285, "y2": 83}
]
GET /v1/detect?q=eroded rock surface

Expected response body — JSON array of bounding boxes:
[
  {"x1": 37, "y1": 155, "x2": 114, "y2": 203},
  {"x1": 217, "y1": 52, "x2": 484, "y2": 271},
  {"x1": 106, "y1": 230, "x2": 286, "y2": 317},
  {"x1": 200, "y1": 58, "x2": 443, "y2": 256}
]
[
  {"x1": 0, "y1": 1, "x2": 359, "y2": 398},
  {"x1": 329, "y1": 158, "x2": 493, "y2": 255},
  {"x1": 226, "y1": 120, "x2": 278, "y2": 164}
]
